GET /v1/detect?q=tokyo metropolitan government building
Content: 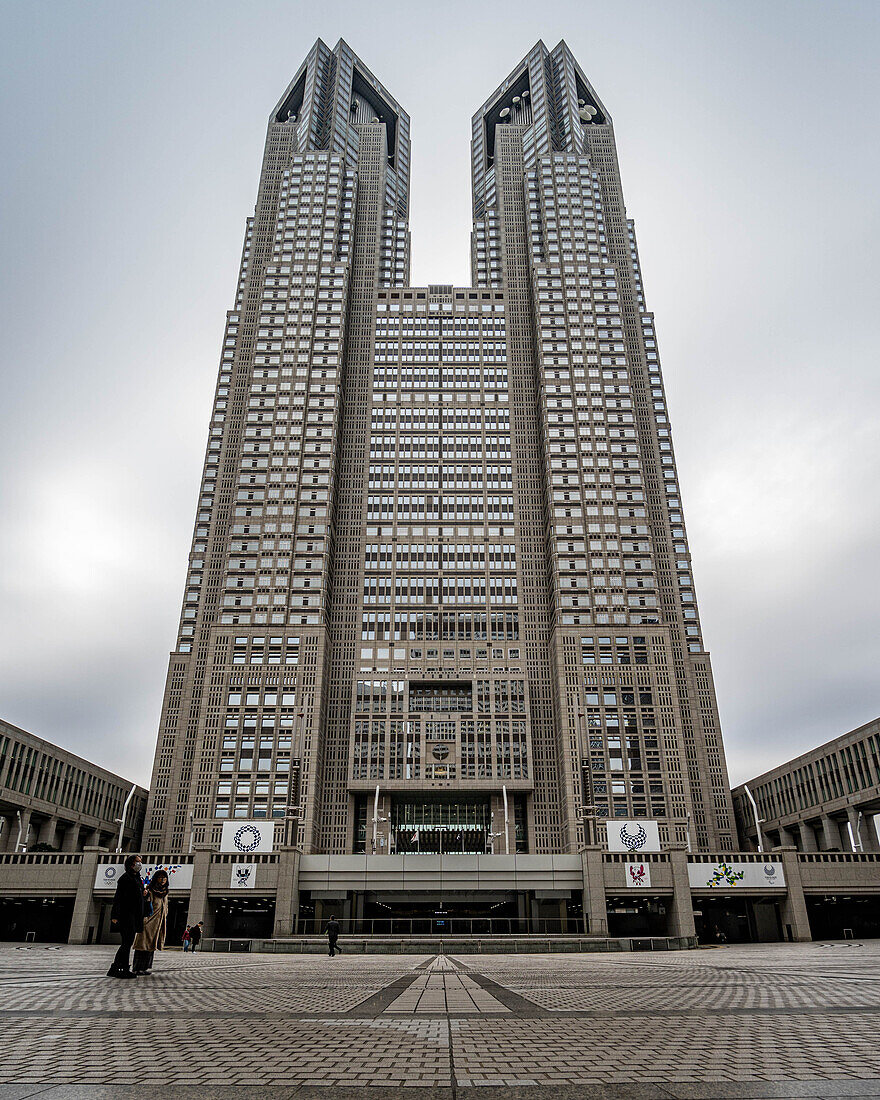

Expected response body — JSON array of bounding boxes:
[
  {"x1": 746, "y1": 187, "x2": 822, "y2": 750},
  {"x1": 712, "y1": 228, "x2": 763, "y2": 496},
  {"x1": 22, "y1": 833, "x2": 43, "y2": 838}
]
[{"x1": 144, "y1": 38, "x2": 736, "y2": 869}]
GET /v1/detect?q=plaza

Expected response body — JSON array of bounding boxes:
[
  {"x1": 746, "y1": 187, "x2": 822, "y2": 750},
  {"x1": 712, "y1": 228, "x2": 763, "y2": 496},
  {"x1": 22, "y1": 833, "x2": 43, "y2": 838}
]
[{"x1": 3, "y1": 943, "x2": 880, "y2": 1097}]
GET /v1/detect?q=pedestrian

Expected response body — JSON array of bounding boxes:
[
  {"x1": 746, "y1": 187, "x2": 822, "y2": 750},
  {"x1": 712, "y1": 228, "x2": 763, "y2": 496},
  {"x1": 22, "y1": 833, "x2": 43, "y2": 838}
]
[
  {"x1": 326, "y1": 914, "x2": 341, "y2": 957},
  {"x1": 132, "y1": 868, "x2": 169, "y2": 975},
  {"x1": 107, "y1": 853, "x2": 145, "y2": 979},
  {"x1": 188, "y1": 920, "x2": 203, "y2": 953},
  {"x1": 182, "y1": 926, "x2": 191, "y2": 952}
]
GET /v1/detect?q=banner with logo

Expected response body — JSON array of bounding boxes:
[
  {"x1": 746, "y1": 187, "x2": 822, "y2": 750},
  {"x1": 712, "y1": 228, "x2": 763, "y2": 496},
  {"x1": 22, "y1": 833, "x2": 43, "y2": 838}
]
[
  {"x1": 220, "y1": 820, "x2": 275, "y2": 854},
  {"x1": 94, "y1": 862, "x2": 193, "y2": 891},
  {"x1": 624, "y1": 861, "x2": 652, "y2": 888},
  {"x1": 688, "y1": 861, "x2": 785, "y2": 889},
  {"x1": 230, "y1": 863, "x2": 257, "y2": 889},
  {"x1": 605, "y1": 819, "x2": 662, "y2": 853}
]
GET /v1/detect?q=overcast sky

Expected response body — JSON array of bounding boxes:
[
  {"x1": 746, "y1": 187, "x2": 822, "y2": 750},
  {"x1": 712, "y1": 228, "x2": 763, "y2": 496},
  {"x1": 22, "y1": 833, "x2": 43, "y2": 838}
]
[{"x1": 1, "y1": 0, "x2": 877, "y2": 789}]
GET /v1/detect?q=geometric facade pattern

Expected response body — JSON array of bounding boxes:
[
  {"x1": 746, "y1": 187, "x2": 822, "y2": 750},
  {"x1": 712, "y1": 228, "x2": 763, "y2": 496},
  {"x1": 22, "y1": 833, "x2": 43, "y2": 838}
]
[{"x1": 145, "y1": 39, "x2": 735, "y2": 854}]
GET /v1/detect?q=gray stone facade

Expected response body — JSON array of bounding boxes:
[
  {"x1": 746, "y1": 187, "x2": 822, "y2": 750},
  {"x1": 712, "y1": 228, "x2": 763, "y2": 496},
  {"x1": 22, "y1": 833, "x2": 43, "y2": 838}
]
[
  {"x1": 8, "y1": 843, "x2": 880, "y2": 946},
  {"x1": 733, "y1": 715, "x2": 880, "y2": 853},
  {"x1": 0, "y1": 717, "x2": 146, "y2": 853},
  {"x1": 143, "y1": 37, "x2": 736, "y2": 862}
]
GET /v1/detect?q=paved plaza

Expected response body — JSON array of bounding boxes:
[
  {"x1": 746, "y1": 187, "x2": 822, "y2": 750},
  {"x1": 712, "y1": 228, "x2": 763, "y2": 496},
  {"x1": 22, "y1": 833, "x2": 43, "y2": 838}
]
[{"x1": 2, "y1": 943, "x2": 880, "y2": 1098}]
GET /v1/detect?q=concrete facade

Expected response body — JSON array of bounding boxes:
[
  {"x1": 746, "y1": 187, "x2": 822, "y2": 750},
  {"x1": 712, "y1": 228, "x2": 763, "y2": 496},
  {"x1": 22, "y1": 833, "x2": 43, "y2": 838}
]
[
  {"x1": 143, "y1": 37, "x2": 736, "y2": 870},
  {"x1": 0, "y1": 718, "x2": 146, "y2": 853},
  {"x1": 733, "y1": 716, "x2": 880, "y2": 854},
  {"x1": 6, "y1": 844, "x2": 880, "y2": 946}
]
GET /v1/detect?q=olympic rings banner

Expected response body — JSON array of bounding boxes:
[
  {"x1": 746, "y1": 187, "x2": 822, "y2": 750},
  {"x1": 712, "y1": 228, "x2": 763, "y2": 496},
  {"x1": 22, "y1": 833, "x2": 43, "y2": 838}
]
[
  {"x1": 220, "y1": 820, "x2": 276, "y2": 854},
  {"x1": 605, "y1": 819, "x2": 662, "y2": 853}
]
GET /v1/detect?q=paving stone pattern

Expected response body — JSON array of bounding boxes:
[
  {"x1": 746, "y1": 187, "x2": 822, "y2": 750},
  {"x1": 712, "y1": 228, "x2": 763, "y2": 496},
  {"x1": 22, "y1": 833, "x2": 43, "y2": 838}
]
[{"x1": 1, "y1": 942, "x2": 880, "y2": 1098}]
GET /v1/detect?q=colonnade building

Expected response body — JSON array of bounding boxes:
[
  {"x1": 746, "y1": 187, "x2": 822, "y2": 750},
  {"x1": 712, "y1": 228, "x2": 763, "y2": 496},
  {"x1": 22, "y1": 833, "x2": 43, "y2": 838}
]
[{"x1": 143, "y1": 38, "x2": 736, "y2": 924}]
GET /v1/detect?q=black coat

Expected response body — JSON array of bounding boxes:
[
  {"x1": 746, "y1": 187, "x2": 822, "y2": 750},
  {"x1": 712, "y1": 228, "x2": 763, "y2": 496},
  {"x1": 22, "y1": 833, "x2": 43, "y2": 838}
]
[
  {"x1": 189, "y1": 924, "x2": 202, "y2": 945},
  {"x1": 110, "y1": 869, "x2": 145, "y2": 932}
]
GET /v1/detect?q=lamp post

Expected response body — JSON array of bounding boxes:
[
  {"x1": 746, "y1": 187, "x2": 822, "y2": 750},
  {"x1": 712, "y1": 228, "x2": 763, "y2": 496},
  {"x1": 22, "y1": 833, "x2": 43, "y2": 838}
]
[
  {"x1": 742, "y1": 785, "x2": 766, "y2": 853},
  {"x1": 847, "y1": 811, "x2": 864, "y2": 854},
  {"x1": 15, "y1": 811, "x2": 28, "y2": 853},
  {"x1": 487, "y1": 810, "x2": 505, "y2": 854},
  {"x1": 115, "y1": 783, "x2": 138, "y2": 853},
  {"x1": 371, "y1": 785, "x2": 389, "y2": 853}
]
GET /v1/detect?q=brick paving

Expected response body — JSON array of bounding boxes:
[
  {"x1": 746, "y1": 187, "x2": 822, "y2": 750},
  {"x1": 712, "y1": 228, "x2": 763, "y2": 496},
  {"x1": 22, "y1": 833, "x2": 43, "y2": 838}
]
[{"x1": 1, "y1": 942, "x2": 880, "y2": 1097}]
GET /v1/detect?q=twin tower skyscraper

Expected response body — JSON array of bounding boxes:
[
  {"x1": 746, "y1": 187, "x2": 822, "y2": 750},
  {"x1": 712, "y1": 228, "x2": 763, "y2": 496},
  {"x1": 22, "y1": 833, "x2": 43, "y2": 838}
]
[{"x1": 144, "y1": 39, "x2": 735, "y2": 858}]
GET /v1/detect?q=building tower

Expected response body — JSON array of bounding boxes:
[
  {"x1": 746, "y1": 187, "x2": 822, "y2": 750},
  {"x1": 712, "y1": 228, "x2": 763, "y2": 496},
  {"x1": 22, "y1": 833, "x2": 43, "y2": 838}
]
[{"x1": 144, "y1": 39, "x2": 735, "y2": 859}]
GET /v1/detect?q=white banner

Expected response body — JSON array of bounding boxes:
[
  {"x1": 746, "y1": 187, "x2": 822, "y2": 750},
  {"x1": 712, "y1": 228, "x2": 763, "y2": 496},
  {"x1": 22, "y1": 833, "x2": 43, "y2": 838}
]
[
  {"x1": 606, "y1": 819, "x2": 662, "y2": 853},
  {"x1": 624, "y1": 861, "x2": 652, "y2": 888},
  {"x1": 94, "y1": 862, "x2": 193, "y2": 891},
  {"x1": 688, "y1": 861, "x2": 786, "y2": 889},
  {"x1": 220, "y1": 820, "x2": 275, "y2": 854},
  {"x1": 230, "y1": 863, "x2": 257, "y2": 889}
]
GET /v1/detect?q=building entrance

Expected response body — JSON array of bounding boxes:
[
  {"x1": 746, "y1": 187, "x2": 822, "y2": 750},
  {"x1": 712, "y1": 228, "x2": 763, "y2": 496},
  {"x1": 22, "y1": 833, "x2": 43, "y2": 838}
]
[
  {"x1": 392, "y1": 794, "x2": 491, "y2": 854},
  {"x1": 693, "y1": 897, "x2": 782, "y2": 944},
  {"x1": 807, "y1": 895, "x2": 880, "y2": 940},
  {"x1": 0, "y1": 897, "x2": 74, "y2": 943},
  {"x1": 212, "y1": 897, "x2": 275, "y2": 938}
]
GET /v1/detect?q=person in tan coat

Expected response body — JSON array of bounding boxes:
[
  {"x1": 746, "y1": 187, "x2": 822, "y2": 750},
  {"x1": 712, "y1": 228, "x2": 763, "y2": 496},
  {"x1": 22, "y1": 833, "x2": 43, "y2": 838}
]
[{"x1": 132, "y1": 869, "x2": 169, "y2": 975}]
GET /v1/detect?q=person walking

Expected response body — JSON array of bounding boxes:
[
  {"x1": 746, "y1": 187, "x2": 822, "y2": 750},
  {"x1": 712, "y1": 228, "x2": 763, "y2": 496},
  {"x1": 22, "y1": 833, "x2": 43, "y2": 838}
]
[
  {"x1": 107, "y1": 853, "x2": 145, "y2": 979},
  {"x1": 188, "y1": 921, "x2": 203, "y2": 953},
  {"x1": 132, "y1": 869, "x2": 169, "y2": 975},
  {"x1": 182, "y1": 926, "x2": 191, "y2": 952},
  {"x1": 326, "y1": 915, "x2": 341, "y2": 957}
]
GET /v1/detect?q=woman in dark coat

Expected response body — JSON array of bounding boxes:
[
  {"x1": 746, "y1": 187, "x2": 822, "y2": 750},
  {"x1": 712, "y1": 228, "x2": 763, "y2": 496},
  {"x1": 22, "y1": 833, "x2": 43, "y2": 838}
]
[
  {"x1": 132, "y1": 869, "x2": 169, "y2": 975},
  {"x1": 107, "y1": 853, "x2": 145, "y2": 978}
]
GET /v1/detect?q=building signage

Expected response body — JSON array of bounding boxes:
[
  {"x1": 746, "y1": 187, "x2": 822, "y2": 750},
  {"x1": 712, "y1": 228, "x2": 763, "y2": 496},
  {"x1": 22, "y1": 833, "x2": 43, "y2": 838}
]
[
  {"x1": 94, "y1": 862, "x2": 194, "y2": 891},
  {"x1": 688, "y1": 861, "x2": 785, "y2": 889},
  {"x1": 230, "y1": 863, "x2": 257, "y2": 889},
  {"x1": 220, "y1": 820, "x2": 275, "y2": 854},
  {"x1": 624, "y1": 861, "x2": 651, "y2": 888},
  {"x1": 605, "y1": 819, "x2": 662, "y2": 853}
]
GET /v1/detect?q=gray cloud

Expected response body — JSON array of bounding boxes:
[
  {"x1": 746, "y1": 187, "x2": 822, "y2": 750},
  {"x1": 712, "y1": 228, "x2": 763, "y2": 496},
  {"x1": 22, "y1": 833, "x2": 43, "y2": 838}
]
[{"x1": 1, "y1": 0, "x2": 877, "y2": 788}]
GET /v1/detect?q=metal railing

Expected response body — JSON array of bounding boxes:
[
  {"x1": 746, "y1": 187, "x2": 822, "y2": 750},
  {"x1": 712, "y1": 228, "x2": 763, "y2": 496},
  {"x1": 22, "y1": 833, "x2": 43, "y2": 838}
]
[{"x1": 295, "y1": 916, "x2": 588, "y2": 936}]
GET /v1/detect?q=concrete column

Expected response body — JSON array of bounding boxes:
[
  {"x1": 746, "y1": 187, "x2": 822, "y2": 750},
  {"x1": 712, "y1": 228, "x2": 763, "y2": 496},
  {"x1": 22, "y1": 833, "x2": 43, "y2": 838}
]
[
  {"x1": 68, "y1": 847, "x2": 107, "y2": 945},
  {"x1": 185, "y1": 845, "x2": 214, "y2": 937},
  {"x1": 272, "y1": 847, "x2": 301, "y2": 938},
  {"x1": 798, "y1": 820, "x2": 817, "y2": 852},
  {"x1": 861, "y1": 813, "x2": 880, "y2": 853},
  {"x1": 667, "y1": 844, "x2": 696, "y2": 941},
  {"x1": 580, "y1": 847, "x2": 607, "y2": 935},
  {"x1": 777, "y1": 824, "x2": 796, "y2": 848},
  {"x1": 62, "y1": 823, "x2": 81, "y2": 852},
  {"x1": 39, "y1": 816, "x2": 59, "y2": 849},
  {"x1": 778, "y1": 846, "x2": 812, "y2": 942},
  {"x1": 821, "y1": 815, "x2": 842, "y2": 851}
]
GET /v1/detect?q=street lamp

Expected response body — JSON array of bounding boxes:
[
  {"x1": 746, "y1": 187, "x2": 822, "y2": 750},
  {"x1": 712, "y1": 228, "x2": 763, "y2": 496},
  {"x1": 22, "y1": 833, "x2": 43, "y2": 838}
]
[
  {"x1": 487, "y1": 809, "x2": 505, "y2": 854},
  {"x1": 371, "y1": 785, "x2": 389, "y2": 853},
  {"x1": 847, "y1": 812, "x2": 864, "y2": 854},
  {"x1": 114, "y1": 782, "x2": 139, "y2": 853},
  {"x1": 742, "y1": 785, "x2": 766, "y2": 853},
  {"x1": 14, "y1": 811, "x2": 30, "y2": 853}
]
